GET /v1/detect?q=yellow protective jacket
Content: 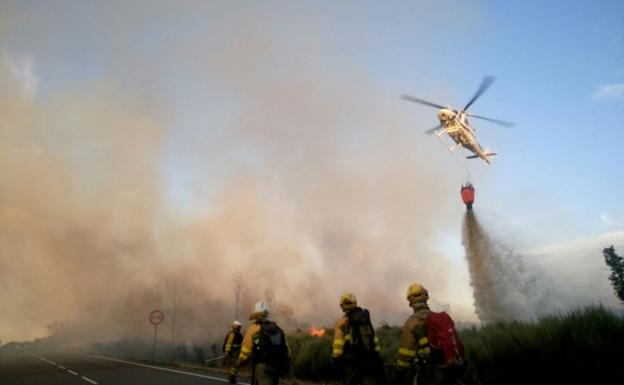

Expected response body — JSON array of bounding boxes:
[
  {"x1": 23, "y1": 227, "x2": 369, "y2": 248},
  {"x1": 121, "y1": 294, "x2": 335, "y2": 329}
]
[
  {"x1": 230, "y1": 322, "x2": 262, "y2": 376},
  {"x1": 232, "y1": 315, "x2": 291, "y2": 377},
  {"x1": 332, "y1": 309, "x2": 381, "y2": 358},
  {"x1": 332, "y1": 315, "x2": 349, "y2": 358},
  {"x1": 396, "y1": 303, "x2": 431, "y2": 369},
  {"x1": 223, "y1": 330, "x2": 242, "y2": 356},
  {"x1": 237, "y1": 322, "x2": 261, "y2": 364}
]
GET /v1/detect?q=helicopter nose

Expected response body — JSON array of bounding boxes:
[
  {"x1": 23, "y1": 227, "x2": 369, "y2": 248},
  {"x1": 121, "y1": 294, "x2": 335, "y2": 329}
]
[{"x1": 437, "y1": 109, "x2": 452, "y2": 120}]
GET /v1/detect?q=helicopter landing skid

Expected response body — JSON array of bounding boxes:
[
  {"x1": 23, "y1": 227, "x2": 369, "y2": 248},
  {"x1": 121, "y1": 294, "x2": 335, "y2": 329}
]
[{"x1": 434, "y1": 130, "x2": 462, "y2": 153}]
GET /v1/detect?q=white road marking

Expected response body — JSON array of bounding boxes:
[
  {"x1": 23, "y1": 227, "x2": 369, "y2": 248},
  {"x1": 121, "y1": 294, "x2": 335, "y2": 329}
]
[
  {"x1": 74, "y1": 353, "x2": 250, "y2": 384},
  {"x1": 31, "y1": 353, "x2": 51, "y2": 364},
  {"x1": 29, "y1": 352, "x2": 100, "y2": 385},
  {"x1": 81, "y1": 375, "x2": 98, "y2": 384}
]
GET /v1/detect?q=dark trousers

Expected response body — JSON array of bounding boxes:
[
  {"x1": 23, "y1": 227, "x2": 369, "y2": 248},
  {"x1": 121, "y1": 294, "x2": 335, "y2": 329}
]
[
  {"x1": 340, "y1": 357, "x2": 382, "y2": 385},
  {"x1": 222, "y1": 351, "x2": 240, "y2": 368},
  {"x1": 416, "y1": 363, "x2": 466, "y2": 385},
  {"x1": 253, "y1": 363, "x2": 279, "y2": 385}
]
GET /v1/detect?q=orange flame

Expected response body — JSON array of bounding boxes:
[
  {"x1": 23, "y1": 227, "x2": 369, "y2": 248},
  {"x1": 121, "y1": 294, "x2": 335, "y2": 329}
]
[{"x1": 309, "y1": 326, "x2": 326, "y2": 337}]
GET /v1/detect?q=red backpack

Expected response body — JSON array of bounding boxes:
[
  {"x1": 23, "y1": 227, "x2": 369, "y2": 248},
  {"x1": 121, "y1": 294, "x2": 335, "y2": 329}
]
[{"x1": 425, "y1": 312, "x2": 465, "y2": 366}]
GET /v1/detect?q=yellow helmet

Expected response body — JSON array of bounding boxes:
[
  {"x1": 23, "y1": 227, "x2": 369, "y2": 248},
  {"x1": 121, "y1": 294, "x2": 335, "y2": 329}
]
[
  {"x1": 340, "y1": 292, "x2": 357, "y2": 311},
  {"x1": 406, "y1": 282, "x2": 429, "y2": 303},
  {"x1": 339, "y1": 292, "x2": 357, "y2": 310}
]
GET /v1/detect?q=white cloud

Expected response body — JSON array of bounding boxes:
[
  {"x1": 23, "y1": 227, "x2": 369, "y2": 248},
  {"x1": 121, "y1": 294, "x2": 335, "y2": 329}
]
[
  {"x1": 521, "y1": 230, "x2": 624, "y2": 308},
  {"x1": 3, "y1": 49, "x2": 39, "y2": 99},
  {"x1": 592, "y1": 83, "x2": 624, "y2": 100},
  {"x1": 600, "y1": 212, "x2": 618, "y2": 226},
  {"x1": 524, "y1": 230, "x2": 624, "y2": 258}
]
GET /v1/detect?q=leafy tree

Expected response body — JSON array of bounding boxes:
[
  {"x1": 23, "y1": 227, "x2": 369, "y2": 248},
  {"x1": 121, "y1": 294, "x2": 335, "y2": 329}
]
[{"x1": 603, "y1": 245, "x2": 624, "y2": 303}]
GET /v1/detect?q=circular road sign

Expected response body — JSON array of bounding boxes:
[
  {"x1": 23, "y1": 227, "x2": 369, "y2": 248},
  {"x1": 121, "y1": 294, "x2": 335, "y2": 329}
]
[{"x1": 149, "y1": 309, "x2": 165, "y2": 325}]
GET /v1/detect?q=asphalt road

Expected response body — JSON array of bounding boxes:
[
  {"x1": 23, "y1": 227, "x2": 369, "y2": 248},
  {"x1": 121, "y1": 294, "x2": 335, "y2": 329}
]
[{"x1": 0, "y1": 346, "x2": 248, "y2": 385}]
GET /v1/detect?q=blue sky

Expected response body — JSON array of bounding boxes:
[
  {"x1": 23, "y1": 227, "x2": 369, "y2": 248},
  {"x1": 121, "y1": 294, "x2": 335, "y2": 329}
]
[
  {"x1": 5, "y1": 2, "x2": 622, "y2": 222},
  {"x1": 339, "y1": 0, "x2": 624, "y2": 242},
  {"x1": 1, "y1": 1, "x2": 623, "y2": 338}
]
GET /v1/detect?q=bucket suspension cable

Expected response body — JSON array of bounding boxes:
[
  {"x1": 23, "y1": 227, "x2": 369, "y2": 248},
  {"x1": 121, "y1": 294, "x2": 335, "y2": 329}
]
[
  {"x1": 459, "y1": 148, "x2": 475, "y2": 210},
  {"x1": 462, "y1": 147, "x2": 472, "y2": 182}
]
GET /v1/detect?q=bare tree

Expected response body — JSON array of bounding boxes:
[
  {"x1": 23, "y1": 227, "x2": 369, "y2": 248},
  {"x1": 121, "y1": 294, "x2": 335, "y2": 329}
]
[
  {"x1": 264, "y1": 288, "x2": 275, "y2": 310},
  {"x1": 233, "y1": 272, "x2": 246, "y2": 321},
  {"x1": 163, "y1": 275, "x2": 189, "y2": 344}
]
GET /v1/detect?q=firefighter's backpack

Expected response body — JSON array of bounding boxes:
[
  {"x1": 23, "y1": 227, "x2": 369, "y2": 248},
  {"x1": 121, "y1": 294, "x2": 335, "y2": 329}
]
[
  {"x1": 425, "y1": 312, "x2": 465, "y2": 367},
  {"x1": 345, "y1": 308, "x2": 377, "y2": 358},
  {"x1": 254, "y1": 321, "x2": 290, "y2": 375}
]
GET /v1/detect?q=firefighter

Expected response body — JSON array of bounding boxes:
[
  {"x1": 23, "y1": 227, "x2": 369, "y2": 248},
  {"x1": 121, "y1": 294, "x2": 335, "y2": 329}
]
[
  {"x1": 229, "y1": 302, "x2": 289, "y2": 385},
  {"x1": 332, "y1": 292, "x2": 383, "y2": 385},
  {"x1": 222, "y1": 320, "x2": 243, "y2": 368},
  {"x1": 395, "y1": 282, "x2": 464, "y2": 385}
]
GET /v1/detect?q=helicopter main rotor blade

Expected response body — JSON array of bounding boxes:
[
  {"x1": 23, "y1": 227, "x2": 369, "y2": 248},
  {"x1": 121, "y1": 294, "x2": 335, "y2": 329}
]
[
  {"x1": 401, "y1": 94, "x2": 446, "y2": 110},
  {"x1": 424, "y1": 124, "x2": 442, "y2": 135},
  {"x1": 463, "y1": 76, "x2": 495, "y2": 111},
  {"x1": 467, "y1": 113, "x2": 515, "y2": 128}
]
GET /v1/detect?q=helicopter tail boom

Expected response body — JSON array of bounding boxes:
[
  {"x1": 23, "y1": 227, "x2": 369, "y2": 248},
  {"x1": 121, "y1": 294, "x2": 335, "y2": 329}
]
[
  {"x1": 466, "y1": 152, "x2": 497, "y2": 164},
  {"x1": 466, "y1": 152, "x2": 497, "y2": 159}
]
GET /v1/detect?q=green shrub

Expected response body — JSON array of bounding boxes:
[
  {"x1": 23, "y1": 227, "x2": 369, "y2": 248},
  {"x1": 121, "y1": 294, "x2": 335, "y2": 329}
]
[
  {"x1": 287, "y1": 324, "x2": 402, "y2": 382},
  {"x1": 375, "y1": 324, "x2": 401, "y2": 364},
  {"x1": 288, "y1": 329, "x2": 335, "y2": 381},
  {"x1": 87, "y1": 306, "x2": 624, "y2": 384},
  {"x1": 460, "y1": 305, "x2": 624, "y2": 385}
]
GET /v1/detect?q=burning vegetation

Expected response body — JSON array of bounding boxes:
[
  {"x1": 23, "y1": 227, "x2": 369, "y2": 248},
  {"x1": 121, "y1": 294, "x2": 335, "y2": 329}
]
[{"x1": 309, "y1": 326, "x2": 326, "y2": 337}]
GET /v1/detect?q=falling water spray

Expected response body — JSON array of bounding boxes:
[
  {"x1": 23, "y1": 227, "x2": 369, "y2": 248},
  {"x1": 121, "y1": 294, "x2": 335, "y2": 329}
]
[{"x1": 462, "y1": 210, "x2": 551, "y2": 322}]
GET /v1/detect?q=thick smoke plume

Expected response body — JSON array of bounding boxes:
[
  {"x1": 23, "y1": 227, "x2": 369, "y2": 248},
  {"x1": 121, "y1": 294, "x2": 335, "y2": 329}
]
[
  {"x1": 0, "y1": 26, "x2": 465, "y2": 346},
  {"x1": 462, "y1": 210, "x2": 554, "y2": 322}
]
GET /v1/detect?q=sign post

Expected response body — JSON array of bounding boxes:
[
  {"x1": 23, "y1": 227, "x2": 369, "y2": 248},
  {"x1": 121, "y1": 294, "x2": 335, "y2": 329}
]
[{"x1": 149, "y1": 309, "x2": 165, "y2": 363}]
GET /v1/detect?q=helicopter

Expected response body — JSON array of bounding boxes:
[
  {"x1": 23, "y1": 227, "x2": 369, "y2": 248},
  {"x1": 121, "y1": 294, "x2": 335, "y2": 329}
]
[{"x1": 401, "y1": 76, "x2": 514, "y2": 164}]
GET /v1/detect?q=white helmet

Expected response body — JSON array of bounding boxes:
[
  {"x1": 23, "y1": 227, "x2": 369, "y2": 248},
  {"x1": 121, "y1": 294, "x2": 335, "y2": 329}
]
[
  {"x1": 231, "y1": 320, "x2": 242, "y2": 327},
  {"x1": 254, "y1": 301, "x2": 270, "y2": 314}
]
